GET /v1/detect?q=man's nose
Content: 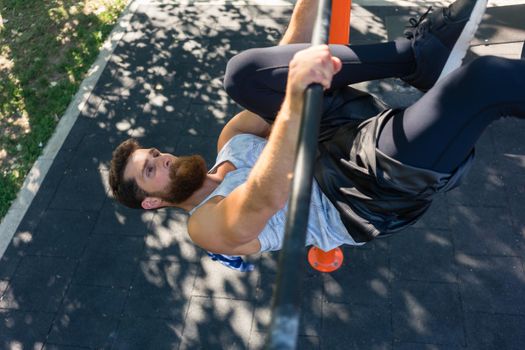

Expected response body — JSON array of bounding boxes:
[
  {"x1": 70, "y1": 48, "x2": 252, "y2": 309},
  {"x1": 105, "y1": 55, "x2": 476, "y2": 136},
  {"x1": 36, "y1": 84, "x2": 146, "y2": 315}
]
[{"x1": 161, "y1": 155, "x2": 171, "y2": 169}]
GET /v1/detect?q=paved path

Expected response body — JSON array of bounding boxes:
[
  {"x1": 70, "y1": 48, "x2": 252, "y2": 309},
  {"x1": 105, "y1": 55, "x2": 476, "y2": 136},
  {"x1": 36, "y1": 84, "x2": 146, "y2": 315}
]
[{"x1": 1, "y1": 1, "x2": 524, "y2": 349}]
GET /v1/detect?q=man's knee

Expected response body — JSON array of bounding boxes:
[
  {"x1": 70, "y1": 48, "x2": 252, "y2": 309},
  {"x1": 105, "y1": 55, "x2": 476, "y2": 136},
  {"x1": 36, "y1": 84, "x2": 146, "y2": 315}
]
[
  {"x1": 224, "y1": 48, "x2": 266, "y2": 101},
  {"x1": 438, "y1": 55, "x2": 520, "y2": 100},
  {"x1": 463, "y1": 55, "x2": 516, "y2": 85}
]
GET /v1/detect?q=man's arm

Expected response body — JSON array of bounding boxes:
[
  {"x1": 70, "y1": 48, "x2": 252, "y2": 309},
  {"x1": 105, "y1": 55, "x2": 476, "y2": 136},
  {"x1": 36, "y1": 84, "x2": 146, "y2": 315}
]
[
  {"x1": 217, "y1": 110, "x2": 271, "y2": 152},
  {"x1": 279, "y1": 0, "x2": 318, "y2": 45},
  {"x1": 189, "y1": 46, "x2": 342, "y2": 254}
]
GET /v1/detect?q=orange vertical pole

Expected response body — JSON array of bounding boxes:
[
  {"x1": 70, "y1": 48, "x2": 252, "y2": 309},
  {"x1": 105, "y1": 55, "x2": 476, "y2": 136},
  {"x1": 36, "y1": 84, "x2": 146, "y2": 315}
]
[
  {"x1": 329, "y1": 0, "x2": 351, "y2": 44},
  {"x1": 308, "y1": 0, "x2": 351, "y2": 273}
]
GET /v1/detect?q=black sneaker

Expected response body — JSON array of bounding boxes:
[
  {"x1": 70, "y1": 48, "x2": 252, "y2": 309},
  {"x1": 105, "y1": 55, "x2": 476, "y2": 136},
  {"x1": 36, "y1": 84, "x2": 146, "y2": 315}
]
[{"x1": 402, "y1": 0, "x2": 488, "y2": 91}]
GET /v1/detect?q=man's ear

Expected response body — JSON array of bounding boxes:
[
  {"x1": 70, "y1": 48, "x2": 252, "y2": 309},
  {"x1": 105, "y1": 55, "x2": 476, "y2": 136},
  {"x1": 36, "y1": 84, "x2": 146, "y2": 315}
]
[{"x1": 141, "y1": 197, "x2": 166, "y2": 210}]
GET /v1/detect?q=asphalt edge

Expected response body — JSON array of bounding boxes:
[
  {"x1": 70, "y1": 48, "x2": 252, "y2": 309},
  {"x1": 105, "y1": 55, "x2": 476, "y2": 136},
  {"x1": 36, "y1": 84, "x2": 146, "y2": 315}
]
[{"x1": 0, "y1": 0, "x2": 147, "y2": 259}]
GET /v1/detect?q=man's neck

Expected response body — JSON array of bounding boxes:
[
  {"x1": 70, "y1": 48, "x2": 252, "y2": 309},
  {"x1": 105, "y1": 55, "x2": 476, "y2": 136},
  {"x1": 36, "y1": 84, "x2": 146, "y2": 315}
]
[{"x1": 171, "y1": 173, "x2": 223, "y2": 212}]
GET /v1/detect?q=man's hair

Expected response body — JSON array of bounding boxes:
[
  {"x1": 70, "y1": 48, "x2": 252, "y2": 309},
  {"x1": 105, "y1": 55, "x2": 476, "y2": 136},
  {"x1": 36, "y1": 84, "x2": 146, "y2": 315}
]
[{"x1": 109, "y1": 139, "x2": 147, "y2": 209}]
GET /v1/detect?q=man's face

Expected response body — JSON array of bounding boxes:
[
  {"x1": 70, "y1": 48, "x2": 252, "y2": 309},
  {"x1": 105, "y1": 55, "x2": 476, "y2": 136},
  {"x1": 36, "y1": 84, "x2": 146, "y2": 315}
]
[{"x1": 123, "y1": 147, "x2": 207, "y2": 204}]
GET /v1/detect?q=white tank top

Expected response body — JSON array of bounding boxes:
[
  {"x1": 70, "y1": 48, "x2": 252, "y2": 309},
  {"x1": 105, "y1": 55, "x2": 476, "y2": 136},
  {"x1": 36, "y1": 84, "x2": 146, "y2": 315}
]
[{"x1": 189, "y1": 134, "x2": 363, "y2": 252}]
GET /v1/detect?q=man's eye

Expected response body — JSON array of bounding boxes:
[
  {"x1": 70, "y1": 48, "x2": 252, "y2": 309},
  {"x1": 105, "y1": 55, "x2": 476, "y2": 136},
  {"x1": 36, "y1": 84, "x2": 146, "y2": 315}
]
[
  {"x1": 147, "y1": 166, "x2": 154, "y2": 177},
  {"x1": 153, "y1": 149, "x2": 160, "y2": 157}
]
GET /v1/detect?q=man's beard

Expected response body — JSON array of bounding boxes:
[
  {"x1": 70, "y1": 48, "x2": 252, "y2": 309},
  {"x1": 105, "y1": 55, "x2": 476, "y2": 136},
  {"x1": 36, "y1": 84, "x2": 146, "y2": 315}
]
[{"x1": 159, "y1": 155, "x2": 207, "y2": 204}]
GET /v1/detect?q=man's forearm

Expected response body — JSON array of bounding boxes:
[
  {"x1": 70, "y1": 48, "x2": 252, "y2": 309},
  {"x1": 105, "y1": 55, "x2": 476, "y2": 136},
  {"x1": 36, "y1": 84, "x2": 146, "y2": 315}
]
[
  {"x1": 279, "y1": 0, "x2": 319, "y2": 45},
  {"x1": 244, "y1": 94, "x2": 303, "y2": 210}
]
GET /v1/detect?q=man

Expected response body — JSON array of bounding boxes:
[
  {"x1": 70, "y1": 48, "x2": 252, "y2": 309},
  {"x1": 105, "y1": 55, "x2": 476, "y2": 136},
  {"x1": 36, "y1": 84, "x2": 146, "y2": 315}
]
[{"x1": 109, "y1": 0, "x2": 524, "y2": 256}]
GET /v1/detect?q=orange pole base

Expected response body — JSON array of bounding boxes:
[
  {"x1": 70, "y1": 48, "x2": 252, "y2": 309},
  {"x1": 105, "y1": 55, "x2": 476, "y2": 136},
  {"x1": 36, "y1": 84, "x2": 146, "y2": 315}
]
[{"x1": 308, "y1": 246, "x2": 344, "y2": 272}]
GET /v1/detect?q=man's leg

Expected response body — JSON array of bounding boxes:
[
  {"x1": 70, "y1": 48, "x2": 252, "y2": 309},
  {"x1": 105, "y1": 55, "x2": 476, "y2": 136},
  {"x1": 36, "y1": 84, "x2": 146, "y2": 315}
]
[
  {"x1": 377, "y1": 55, "x2": 525, "y2": 174},
  {"x1": 224, "y1": 41, "x2": 414, "y2": 121},
  {"x1": 224, "y1": 0, "x2": 488, "y2": 122},
  {"x1": 224, "y1": 0, "x2": 414, "y2": 121}
]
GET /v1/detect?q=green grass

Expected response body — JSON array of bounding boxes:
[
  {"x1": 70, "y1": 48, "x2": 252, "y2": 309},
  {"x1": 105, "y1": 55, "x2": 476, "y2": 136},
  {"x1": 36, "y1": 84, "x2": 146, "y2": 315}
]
[{"x1": 0, "y1": 0, "x2": 129, "y2": 219}]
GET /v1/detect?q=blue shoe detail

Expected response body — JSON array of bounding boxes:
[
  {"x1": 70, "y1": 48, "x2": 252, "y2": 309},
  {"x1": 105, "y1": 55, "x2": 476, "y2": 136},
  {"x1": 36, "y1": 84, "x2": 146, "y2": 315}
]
[{"x1": 207, "y1": 252, "x2": 255, "y2": 272}]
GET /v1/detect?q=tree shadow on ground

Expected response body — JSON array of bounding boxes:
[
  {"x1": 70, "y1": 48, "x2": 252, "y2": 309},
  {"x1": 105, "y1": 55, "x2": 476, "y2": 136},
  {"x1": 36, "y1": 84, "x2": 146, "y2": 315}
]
[{"x1": 1, "y1": 1, "x2": 525, "y2": 349}]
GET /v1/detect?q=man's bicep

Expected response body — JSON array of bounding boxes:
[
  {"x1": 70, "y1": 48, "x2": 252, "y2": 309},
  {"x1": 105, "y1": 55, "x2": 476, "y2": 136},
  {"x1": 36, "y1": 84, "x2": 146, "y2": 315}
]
[
  {"x1": 187, "y1": 205, "x2": 241, "y2": 254},
  {"x1": 189, "y1": 184, "x2": 276, "y2": 251},
  {"x1": 218, "y1": 185, "x2": 276, "y2": 242}
]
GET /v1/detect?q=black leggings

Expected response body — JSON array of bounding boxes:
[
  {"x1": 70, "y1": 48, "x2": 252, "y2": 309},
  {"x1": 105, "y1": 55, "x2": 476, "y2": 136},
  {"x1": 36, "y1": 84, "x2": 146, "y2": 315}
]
[
  {"x1": 379, "y1": 56, "x2": 525, "y2": 172},
  {"x1": 224, "y1": 41, "x2": 415, "y2": 120},
  {"x1": 224, "y1": 42, "x2": 525, "y2": 173}
]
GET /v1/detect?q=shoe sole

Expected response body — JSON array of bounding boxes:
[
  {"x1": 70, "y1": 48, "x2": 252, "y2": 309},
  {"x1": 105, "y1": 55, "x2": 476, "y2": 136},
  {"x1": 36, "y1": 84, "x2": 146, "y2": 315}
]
[{"x1": 437, "y1": 0, "x2": 488, "y2": 82}]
